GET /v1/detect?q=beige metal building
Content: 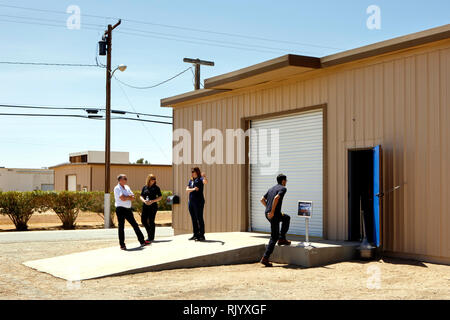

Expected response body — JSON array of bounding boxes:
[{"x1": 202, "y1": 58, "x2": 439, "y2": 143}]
[
  {"x1": 51, "y1": 151, "x2": 172, "y2": 192},
  {"x1": 0, "y1": 168, "x2": 54, "y2": 191},
  {"x1": 161, "y1": 25, "x2": 450, "y2": 264}
]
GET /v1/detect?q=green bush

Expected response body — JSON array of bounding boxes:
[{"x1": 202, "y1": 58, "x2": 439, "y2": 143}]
[
  {"x1": 0, "y1": 191, "x2": 46, "y2": 231},
  {"x1": 47, "y1": 191, "x2": 92, "y2": 230},
  {"x1": 0, "y1": 190, "x2": 172, "y2": 231},
  {"x1": 159, "y1": 191, "x2": 173, "y2": 211}
]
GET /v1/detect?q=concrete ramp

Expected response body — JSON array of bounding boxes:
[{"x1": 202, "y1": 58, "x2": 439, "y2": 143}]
[
  {"x1": 23, "y1": 232, "x2": 359, "y2": 281},
  {"x1": 23, "y1": 232, "x2": 267, "y2": 281}
]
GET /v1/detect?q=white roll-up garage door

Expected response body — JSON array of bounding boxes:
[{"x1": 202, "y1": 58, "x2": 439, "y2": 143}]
[{"x1": 250, "y1": 109, "x2": 323, "y2": 237}]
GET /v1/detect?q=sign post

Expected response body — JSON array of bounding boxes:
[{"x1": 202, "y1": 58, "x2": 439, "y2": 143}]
[{"x1": 298, "y1": 201, "x2": 313, "y2": 246}]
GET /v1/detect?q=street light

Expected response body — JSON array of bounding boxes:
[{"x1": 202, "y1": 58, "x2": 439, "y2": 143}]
[{"x1": 111, "y1": 64, "x2": 127, "y2": 76}]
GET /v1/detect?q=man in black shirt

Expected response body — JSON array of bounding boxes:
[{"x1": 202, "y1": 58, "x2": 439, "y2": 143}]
[{"x1": 260, "y1": 174, "x2": 291, "y2": 267}]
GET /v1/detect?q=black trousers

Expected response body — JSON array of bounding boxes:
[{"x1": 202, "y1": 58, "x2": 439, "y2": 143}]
[
  {"x1": 116, "y1": 206, "x2": 145, "y2": 247},
  {"x1": 141, "y1": 205, "x2": 157, "y2": 241},
  {"x1": 263, "y1": 213, "x2": 291, "y2": 259},
  {"x1": 188, "y1": 200, "x2": 205, "y2": 237}
]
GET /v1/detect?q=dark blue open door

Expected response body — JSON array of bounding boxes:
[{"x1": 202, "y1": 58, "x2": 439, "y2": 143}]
[{"x1": 373, "y1": 145, "x2": 382, "y2": 247}]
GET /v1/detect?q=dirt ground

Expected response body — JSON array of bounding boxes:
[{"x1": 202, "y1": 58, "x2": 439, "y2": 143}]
[
  {"x1": 0, "y1": 211, "x2": 172, "y2": 231},
  {"x1": 0, "y1": 238, "x2": 449, "y2": 300}
]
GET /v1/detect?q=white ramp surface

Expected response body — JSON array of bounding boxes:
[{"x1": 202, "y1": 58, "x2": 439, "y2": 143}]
[{"x1": 23, "y1": 232, "x2": 267, "y2": 281}]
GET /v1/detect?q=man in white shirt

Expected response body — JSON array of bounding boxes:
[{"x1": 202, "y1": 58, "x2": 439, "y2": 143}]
[{"x1": 114, "y1": 174, "x2": 149, "y2": 250}]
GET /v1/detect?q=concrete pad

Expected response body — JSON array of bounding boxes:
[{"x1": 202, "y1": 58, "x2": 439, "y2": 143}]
[
  {"x1": 23, "y1": 232, "x2": 267, "y2": 281},
  {"x1": 270, "y1": 240, "x2": 359, "y2": 267},
  {"x1": 23, "y1": 232, "x2": 359, "y2": 281}
]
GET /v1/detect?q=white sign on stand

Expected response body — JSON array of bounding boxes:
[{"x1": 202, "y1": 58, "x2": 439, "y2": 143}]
[{"x1": 298, "y1": 201, "x2": 313, "y2": 246}]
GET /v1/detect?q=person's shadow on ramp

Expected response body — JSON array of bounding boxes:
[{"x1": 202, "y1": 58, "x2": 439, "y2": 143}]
[
  {"x1": 151, "y1": 240, "x2": 172, "y2": 243},
  {"x1": 124, "y1": 247, "x2": 145, "y2": 252},
  {"x1": 197, "y1": 240, "x2": 225, "y2": 245}
]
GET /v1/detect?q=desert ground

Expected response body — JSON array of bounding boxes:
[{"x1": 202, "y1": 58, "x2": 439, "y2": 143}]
[
  {"x1": 0, "y1": 210, "x2": 172, "y2": 231},
  {"x1": 0, "y1": 236, "x2": 449, "y2": 300}
]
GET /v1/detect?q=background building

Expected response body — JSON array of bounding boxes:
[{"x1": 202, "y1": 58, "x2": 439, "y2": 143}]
[
  {"x1": 51, "y1": 151, "x2": 172, "y2": 192},
  {"x1": 162, "y1": 25, "x2": 450, "y2": 264},
  {"x1": 0, "y1": 168, "x2": 54, "y2": 191}
]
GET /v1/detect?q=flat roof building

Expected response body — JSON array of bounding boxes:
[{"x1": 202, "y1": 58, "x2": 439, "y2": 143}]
[
  {"x1": 161, "y1": 25, "x2": 450, "y2": 264},
  {"x1": 0, "y1": 168, "x2": 54, "y2": 192}
]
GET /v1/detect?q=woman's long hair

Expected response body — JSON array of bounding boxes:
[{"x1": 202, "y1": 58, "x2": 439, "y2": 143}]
[
  {"x1": 191, "y1": 167, "x2": 201, "y2": 180},
  {"x1": 146, "y1": 174, "x2": 156, "y2": 186}
]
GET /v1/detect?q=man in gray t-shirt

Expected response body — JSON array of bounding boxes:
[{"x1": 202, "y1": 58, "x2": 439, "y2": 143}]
[{"x1": 260, "y1": 174, "x2": 291, "y2": 267}]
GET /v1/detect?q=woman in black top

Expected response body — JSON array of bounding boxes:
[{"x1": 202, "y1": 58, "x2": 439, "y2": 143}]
[
  {"x1": 186, "y1": 167, "x2": 208, "y2": 241},
  {"x1": 140, "y1": 174, "x2": 162, "y2": 242}
]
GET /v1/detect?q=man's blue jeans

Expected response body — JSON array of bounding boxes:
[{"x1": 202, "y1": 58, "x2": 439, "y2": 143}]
[{"x1": 264, "y1": 213, "x2": 291, "y2": 259}]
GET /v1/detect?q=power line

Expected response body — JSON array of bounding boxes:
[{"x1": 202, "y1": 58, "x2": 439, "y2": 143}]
[
  {"x1": 0, "y1": 17, "x2": 287, "y2": 56},
  {"x1": 0, "y1": 61, "x2": 101, "y2": 67},
  {"x1": 113, "y1": 117, "x2": 172, "y2": 125},
  {"x1": 0, "y1": 15, "x2": 323, "y2": 56},
  {"x1": 117, "y1": 30, "x2": 285, "y2": 55},
  {"x1": 119, "y1": 20, "x2": 342, "y2": 51},
  {"x1": 1, "y1": 13, "x2": 313, "y2": 54},
  {"x1": 0, "y1": 17, "x2": 100, "y2": 32},
  {"x1": 110, "y1": 109, "x2": 172, "y2": 119},
  {"x1": 0, "y1": 3, "x2": 342, "y2": 50},
  {"x1": 0, "y1": 104, "x2": 173, "y2": 119},
  {"x1": 0, "y1": 16, "x2": 293, "y2": 55},
  {"x1": 0, "y1": 112, "x2": 172, "y2": 124},
  {"x1": 0, "y1": 113, "x2": 99, "y2": 119},
  {"x1": 0, "y1": 13, "x2": 105, "y2": 28},
  {"x1": 112, "y1": 66, "x2": 192, "y2": 89},
  {"x1": 119, "y1": 27, "x2": 319, "y2": 55}
]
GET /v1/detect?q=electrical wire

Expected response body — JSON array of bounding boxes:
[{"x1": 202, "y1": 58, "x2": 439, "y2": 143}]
[
  {"x1": 0, "y1": 13, "x2": 105, "y2": 28},
  {"x1": 0, "y1": 3, "x2": 342, "y2": 50},
  {"x1": 112, "y1": 117, "x2": 172, "y2": 125},
  {"x1": 189, "y1": 66, "x2": 205, "y2": 89},
  {"x1": 0, "y1": 113, "x2": 99, "y2": 119},
  {"x1": 0, "y1": 112, "x2": 172, "y2": 124},
  {"x1": 0, "y1": 104, "x2": 173, "y2": 119},
  {"x1": 0, "y1": 16, "x2": 292, "y2": 55},
  {"x1": 0, "y1": 61, "x2": 101, "y2": 67},
  {"x1": 0, "y1": 17, "x2": 101, "y2": 32},
  {"x1": 112, "y1": 66, "x2": 192, "y2": 89},
  {"x1": 0, "y1": 16, "x2": 322, "y2": 55},
  {"x1": 116, "y1": 30, "x2": 288, "y2": 55},
  {"x1": 119, "y1": 26, "x2": 319, "y2": 55}
]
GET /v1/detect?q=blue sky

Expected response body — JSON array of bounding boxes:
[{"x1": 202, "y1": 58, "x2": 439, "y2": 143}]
[{"x1": 0, "y1": 0, "x2": 449, "y2": 168}]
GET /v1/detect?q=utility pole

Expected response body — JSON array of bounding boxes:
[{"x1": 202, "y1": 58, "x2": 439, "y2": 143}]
[
  {"x1": 183, "y1": 58, "x2": 214, "y2": 90},
  {"x1": 103, "y1": 19, "x2": 121, "y2": 228}
]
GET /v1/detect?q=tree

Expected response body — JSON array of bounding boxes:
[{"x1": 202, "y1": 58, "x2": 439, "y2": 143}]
[{"x1": 135, "y1": 158, "x2": 149, "y2": 164}]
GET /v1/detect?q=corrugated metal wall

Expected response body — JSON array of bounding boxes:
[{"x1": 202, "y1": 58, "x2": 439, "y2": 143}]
[{"x1": 172, "y1": 40, "x2": 450, "y2": 262}]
